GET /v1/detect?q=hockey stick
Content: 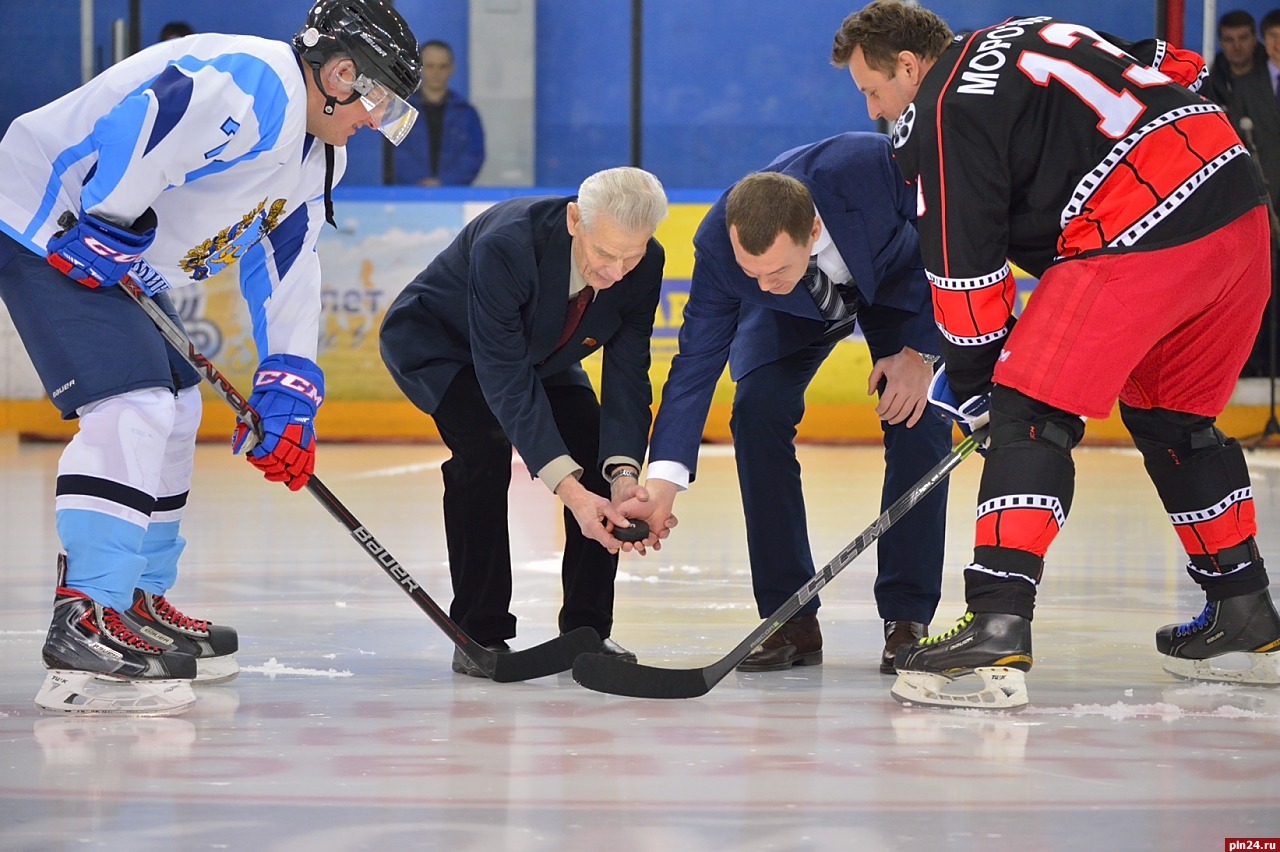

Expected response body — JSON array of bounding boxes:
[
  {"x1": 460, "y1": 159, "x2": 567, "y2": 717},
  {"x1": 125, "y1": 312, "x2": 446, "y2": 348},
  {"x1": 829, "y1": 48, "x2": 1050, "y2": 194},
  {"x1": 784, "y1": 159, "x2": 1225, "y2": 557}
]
[
  {"x1": 117, "y1": 275, "x2": 602, "y2": 682},
  {"x1": 572, "y1": 432, "x2": 982, "y2": 698}
]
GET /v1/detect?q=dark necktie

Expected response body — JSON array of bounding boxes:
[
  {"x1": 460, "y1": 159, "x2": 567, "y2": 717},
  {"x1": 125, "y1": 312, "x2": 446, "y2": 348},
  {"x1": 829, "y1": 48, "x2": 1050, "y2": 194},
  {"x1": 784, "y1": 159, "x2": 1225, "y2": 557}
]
[
  {"x1": 801, "y1": 257, "x2": 859, "y2": 341},
  {"x1": 552, "y1": 285, "x2": 594, "y2": 353}
]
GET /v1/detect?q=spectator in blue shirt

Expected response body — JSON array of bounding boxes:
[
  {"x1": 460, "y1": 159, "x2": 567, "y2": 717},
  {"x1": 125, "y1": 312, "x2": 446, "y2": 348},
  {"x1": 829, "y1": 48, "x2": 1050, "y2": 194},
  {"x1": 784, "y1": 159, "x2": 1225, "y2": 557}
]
[{"x1": 393, "y1": 40, "x2": 485, "y2": 186}]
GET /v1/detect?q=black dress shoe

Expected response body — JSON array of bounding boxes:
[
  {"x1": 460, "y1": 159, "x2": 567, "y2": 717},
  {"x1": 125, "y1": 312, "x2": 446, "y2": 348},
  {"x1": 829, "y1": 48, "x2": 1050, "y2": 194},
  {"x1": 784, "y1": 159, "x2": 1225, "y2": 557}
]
[
  {"x1": 599, "y1": 637, "x2": 637, "y2": 663},
  {"x1": 880, "y1": 620, "x2": 927, "y2": 674},
  {"x1": 566, "y1": 635, "x2": 638, "y2": 663},
  {"x1": 737, "y1": 614, "x2": 822, "y2": 672},
  {"x1": 452, "y1": 640, "x2": 510, "y2": 678}
]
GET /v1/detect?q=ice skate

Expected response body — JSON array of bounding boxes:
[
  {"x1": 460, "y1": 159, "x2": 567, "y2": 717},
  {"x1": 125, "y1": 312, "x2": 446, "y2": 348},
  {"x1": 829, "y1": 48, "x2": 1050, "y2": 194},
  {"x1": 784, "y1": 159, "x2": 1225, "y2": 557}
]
[
  {"x1": 1156, "y1": 590, "x2": 1280, "y2": 685},
  {"x1": 121, "y1": 589, "x2": 240, "y2": 684},
  {"x1": 890, "y1": 612, "x2": 1033, "y2": 709},
  {"x1": 36, "y1": 585, "x2": 197, "y2": 716}
]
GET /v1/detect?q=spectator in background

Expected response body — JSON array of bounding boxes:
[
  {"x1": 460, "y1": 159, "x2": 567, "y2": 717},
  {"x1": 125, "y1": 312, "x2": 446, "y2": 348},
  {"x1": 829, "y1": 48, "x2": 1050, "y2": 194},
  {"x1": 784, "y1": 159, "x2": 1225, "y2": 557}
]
[
  {"x1": 393, "y1": 40, "x2": 484, "y2": 186},
  {"x1": 1209, "y1": 11, "x2": 1280, "y2": 201},
  {"x1": 158, "y1": 22, "x2": 195, "y2": 41},
  {"x1": 1207, "y1": 10, "x2": 1280, "y2": 377}
]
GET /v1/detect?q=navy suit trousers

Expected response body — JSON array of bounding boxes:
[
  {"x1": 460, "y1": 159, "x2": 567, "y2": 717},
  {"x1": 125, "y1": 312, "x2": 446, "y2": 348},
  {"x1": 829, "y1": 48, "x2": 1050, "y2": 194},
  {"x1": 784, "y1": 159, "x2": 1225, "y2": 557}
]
[
  {"x1": 729, "y1": 334, "x2": 951, "y2": 623},
  {"x1": 431, "y1": 365, "x2": 618, "y2": 645}
]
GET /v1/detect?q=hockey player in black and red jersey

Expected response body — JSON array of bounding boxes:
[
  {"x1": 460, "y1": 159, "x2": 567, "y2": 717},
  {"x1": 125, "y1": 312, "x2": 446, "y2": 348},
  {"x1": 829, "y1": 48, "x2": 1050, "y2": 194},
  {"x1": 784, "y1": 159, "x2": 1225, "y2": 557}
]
[{"x1": 833, "y1": 0, "x2": 1280, "y2": 708}]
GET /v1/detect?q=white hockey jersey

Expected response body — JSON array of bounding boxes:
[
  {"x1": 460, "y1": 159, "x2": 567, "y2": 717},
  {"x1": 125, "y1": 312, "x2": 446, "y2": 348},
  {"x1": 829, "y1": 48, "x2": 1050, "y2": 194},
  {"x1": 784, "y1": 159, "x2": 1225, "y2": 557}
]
[{"x1": 0, "y1": 33, "x2": 346, "y2": 361}]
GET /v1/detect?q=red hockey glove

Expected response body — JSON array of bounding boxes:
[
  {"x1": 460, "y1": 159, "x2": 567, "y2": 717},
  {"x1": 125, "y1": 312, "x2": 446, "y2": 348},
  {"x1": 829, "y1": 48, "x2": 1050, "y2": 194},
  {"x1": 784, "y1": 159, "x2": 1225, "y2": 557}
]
[{"x1": 232, "y1": 354, "x2": 323, "y2": 491}]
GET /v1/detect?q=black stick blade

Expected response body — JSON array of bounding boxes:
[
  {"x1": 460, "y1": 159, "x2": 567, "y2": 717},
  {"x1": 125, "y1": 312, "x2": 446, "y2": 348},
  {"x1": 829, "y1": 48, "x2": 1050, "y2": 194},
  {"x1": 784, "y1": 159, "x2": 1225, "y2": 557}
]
[
  {"x1": 489, "y1": 626, "x2": 602, "y2": 683},
  {"x1": 572, "y1": 654, "x2": 711, "y2": 699}
]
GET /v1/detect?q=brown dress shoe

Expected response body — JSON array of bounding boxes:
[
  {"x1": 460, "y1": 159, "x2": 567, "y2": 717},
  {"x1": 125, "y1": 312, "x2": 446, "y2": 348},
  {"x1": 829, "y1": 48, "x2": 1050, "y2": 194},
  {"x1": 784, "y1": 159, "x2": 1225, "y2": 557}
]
[
  {"x1": 880, "y1": 620, "x2": 928, "y2": 674},
  {"x1": 736, "y1": 614, "x2": 822, "y2": 672}
]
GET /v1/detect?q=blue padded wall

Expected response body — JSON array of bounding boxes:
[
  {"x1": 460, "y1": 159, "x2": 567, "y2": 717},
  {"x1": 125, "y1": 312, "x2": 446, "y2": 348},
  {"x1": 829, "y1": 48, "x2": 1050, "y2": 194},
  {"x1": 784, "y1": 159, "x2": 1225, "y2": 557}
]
[{"x1": 536, "y1": 0, "x2": 1162, "y2": 188}]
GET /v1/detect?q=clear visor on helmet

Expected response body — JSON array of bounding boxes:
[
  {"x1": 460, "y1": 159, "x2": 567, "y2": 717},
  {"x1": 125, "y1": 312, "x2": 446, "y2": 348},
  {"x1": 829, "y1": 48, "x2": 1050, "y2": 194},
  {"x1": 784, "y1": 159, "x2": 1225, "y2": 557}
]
[{"x1": 351, "y1": 73, "x2": 419, "y2": 146}]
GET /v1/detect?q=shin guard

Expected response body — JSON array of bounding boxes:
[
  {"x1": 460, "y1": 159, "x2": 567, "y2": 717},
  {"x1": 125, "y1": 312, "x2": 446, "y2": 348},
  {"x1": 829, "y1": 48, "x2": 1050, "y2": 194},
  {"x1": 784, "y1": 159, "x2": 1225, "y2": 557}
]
[
  {"x1": 966, "y1": 387, "x2": 1084, "y2": 619},
  {"x1": 1122, "y1": 405, "x2": 1266, "y2": 600}
]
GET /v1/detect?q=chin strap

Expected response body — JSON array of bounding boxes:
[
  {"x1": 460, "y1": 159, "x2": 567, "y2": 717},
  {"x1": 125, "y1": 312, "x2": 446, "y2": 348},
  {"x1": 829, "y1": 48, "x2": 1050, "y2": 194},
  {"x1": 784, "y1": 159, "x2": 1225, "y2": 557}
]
[
  {"x1": 323, "y1": 143, "x2": 336, "y2": 228},
  {"x1": 310, "y1": 63, "x2": 361, "y2": 116},
  {"x1": 306, "y1": 61, "x2": 353, "y2": 229}
]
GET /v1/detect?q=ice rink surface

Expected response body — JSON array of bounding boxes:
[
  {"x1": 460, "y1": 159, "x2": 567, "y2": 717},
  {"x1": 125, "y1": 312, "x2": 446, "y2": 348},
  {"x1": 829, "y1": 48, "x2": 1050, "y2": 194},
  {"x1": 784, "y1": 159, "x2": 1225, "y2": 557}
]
[{"x1": 1, "y1": 435, "x2": 1279, "y2": 851}]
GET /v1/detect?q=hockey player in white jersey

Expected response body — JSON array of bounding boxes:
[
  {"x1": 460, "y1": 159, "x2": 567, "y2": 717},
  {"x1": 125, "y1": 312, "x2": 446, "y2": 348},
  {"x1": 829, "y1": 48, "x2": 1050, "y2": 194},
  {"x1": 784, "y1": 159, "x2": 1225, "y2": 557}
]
[{"x1": 0, "y1": 0, "x2": 421, "y2": 715}]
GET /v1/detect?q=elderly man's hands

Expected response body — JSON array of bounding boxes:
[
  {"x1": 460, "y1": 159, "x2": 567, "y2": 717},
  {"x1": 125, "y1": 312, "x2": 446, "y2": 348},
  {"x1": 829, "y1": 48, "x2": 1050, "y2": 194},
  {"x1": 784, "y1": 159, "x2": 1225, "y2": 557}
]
[
  {"x1": 556, "y1": 473, "x2": 656, "y2": 554},
  {"x1": 616, "y1": 477, "x2": 679, "y2": 555}
]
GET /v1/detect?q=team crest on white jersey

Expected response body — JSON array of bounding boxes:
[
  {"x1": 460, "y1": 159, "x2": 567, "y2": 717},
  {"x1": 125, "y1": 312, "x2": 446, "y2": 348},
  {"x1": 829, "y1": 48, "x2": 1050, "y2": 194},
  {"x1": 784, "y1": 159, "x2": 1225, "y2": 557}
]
[
  {"x1": 181, "y1": 197, "x2": 288, "y2": 281},
  {"x1": 893, "y1": 103, "x2": 916, "y2": 149}
]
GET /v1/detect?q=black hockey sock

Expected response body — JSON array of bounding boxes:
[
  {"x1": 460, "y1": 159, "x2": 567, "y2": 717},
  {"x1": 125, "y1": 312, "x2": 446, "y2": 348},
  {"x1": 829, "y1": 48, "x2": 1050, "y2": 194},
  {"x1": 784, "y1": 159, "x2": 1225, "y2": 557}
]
[
  {"x1": 1187, "y1": 538, "x2": 1270, "y2": 601},
  {"x1": 965, "y1": 556, "x2": 1039, "y2": 620}
]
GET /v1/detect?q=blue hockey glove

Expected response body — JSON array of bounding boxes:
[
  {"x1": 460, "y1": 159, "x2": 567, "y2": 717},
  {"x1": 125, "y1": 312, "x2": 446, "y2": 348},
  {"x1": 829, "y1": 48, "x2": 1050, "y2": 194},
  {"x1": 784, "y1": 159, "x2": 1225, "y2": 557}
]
[
  {"x1": 927, "y1": 367, "x2": 991, "y2": 448},
  {"x1": 231, "y1": 354, "x2": 324, "y2": 492},
  {"x1": 47, "y1": 209, "x2": 157, "y2": 289}
]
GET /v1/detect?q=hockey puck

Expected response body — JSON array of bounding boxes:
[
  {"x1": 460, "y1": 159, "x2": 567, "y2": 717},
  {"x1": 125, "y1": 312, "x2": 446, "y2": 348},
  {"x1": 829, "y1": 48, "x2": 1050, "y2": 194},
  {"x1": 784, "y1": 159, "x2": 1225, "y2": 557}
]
[{"x1": 612, "y1": 519, "x2": 649, "y2": 543}]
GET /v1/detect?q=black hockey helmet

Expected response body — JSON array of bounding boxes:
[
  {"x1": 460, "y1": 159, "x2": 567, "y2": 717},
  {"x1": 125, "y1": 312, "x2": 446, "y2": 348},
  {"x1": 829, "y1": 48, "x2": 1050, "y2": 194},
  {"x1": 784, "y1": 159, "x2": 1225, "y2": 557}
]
[{"x1": 294, "y1": 0, "x2": 421, "y2": 100}]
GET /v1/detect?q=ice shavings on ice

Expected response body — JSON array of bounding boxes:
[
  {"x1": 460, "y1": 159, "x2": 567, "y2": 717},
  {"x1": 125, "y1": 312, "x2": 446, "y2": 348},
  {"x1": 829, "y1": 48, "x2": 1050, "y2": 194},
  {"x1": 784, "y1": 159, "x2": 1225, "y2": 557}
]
[
  {"x1": 1169, "y1": 681, "x2": 1242, "y2": 696},
  {"x1": 1022, "y1": 701, "x2": 1273, "y2": 720},
  {"x1": 241, "y1": 658, "x2": 353, "y2": 679}
]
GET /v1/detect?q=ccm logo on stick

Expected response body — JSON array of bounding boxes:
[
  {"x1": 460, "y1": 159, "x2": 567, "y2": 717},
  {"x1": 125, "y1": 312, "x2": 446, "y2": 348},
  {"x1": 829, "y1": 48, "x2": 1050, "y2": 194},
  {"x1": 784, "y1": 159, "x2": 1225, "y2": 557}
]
[{"x1": 352, "y1": 526, "x2": 419, "y2": 592}]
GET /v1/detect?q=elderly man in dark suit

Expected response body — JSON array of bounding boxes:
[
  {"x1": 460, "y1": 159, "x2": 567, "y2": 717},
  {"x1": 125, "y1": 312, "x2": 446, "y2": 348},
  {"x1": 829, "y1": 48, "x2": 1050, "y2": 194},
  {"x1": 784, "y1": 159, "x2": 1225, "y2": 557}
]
[
  {"x1": 380, "y1": 168, "x2": 668, "y2": 675},
  {"x1": 621, "y1": 133, "x2": 951, "y2": 673}
]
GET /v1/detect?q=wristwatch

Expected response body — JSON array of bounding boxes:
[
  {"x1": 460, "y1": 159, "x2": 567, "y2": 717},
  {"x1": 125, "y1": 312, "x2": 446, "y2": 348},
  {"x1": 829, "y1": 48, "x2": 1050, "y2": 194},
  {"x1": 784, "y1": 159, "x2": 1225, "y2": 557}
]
[
  {"x1": 920, "y1": 352, "x2": 942, "y2": 365},
  {"x1": 606, "y1": 465, "x2": 640, "y2": 484}
]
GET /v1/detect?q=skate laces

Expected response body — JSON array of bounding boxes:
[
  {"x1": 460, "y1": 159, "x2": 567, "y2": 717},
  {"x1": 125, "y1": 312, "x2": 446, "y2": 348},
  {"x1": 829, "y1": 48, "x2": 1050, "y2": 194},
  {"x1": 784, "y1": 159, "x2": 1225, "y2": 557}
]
[
  {"x1": 1176, "y1": 601, "x2": 1217, "y2": 638},
  {"x1": 149, "y1": 594, "x2": 209, "y2": 632},
  {"x1": 98, "y1": 606, "x2": 165, "y2": 653},
  {"x1": 918, "y1": 612, "x2": 974, "y2": 645}
]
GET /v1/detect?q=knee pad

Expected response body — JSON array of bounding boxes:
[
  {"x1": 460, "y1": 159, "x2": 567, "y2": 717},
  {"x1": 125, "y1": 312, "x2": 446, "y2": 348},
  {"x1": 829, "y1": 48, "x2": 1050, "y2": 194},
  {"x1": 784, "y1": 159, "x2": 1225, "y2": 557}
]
[
  {"x1": 154, "y1": 385, "x2": 201, "y2": 523},
  {"x1": 58, "y1": 387, "x2": 176, "y2": 522}
]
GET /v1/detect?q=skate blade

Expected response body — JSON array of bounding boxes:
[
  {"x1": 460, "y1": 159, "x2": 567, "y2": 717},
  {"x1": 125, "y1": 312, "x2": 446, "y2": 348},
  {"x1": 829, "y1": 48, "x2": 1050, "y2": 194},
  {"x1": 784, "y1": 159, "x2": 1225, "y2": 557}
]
[
  {"x1": 1162, "y1": 652, "x2": 1280, "y2": 686},
  {"x1": 36, "y1": 670, "x2": 197, "y2": 716},
  {"x1": 891, "y1": 666, "x2": 1029, "y2": 709},
  {"x1": 194, "y1": 655, "x2": 239, "y2": 685}
]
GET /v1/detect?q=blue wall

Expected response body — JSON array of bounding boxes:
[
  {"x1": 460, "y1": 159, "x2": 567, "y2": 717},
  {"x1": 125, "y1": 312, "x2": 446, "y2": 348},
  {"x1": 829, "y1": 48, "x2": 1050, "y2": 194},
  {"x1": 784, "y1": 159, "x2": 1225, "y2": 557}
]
[{"x1": 536, "y1": 0, "x2": 1161, "y2": 189}]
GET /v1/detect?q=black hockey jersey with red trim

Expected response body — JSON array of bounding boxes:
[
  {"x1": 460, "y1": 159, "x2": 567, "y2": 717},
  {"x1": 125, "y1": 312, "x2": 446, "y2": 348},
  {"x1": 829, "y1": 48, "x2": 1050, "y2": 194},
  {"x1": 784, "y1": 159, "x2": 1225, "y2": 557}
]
[{"x1": 893, "y1": 16, "x2": 1266, "y2": 399}]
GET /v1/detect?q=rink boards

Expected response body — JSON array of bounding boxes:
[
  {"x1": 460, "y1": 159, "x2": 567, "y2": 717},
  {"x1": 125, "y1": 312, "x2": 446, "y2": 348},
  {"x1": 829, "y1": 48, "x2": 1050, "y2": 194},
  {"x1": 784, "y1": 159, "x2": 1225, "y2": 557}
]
[{"x1": 0, "y1": 187, "x2": 1268, "y2": 443}]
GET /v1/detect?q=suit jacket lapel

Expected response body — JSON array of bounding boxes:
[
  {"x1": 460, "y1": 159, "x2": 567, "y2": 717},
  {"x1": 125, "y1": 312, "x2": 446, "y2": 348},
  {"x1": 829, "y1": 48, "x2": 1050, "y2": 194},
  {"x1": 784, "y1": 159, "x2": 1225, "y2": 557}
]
[
  {"x1": 531, "y1": 220, "x2": 574, "y2": 361},
  {"x1": 813, "y1": 189, "x2": 875, "y2": 304}
]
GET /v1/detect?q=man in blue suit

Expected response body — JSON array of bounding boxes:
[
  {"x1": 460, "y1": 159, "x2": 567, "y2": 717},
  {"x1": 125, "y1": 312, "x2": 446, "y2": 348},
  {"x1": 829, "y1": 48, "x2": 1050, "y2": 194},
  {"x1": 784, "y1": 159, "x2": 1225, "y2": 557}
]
[
  {"x1": 380, "y1": 168, "x2": 668, "y2": 676},
  {"x1": 624, "y1": 133, "x2": 952, "y2": 673}
]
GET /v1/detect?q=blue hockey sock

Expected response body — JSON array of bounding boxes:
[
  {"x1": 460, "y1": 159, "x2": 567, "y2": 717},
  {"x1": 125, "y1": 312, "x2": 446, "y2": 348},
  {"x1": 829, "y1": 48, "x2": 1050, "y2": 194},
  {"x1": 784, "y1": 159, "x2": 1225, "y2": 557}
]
[
  {"x1": 138, "y1": 520, "x2": 185, "y2": 595},
  {"x1": 55, "y1": 509, "x2": 148, "y2": 612}
]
